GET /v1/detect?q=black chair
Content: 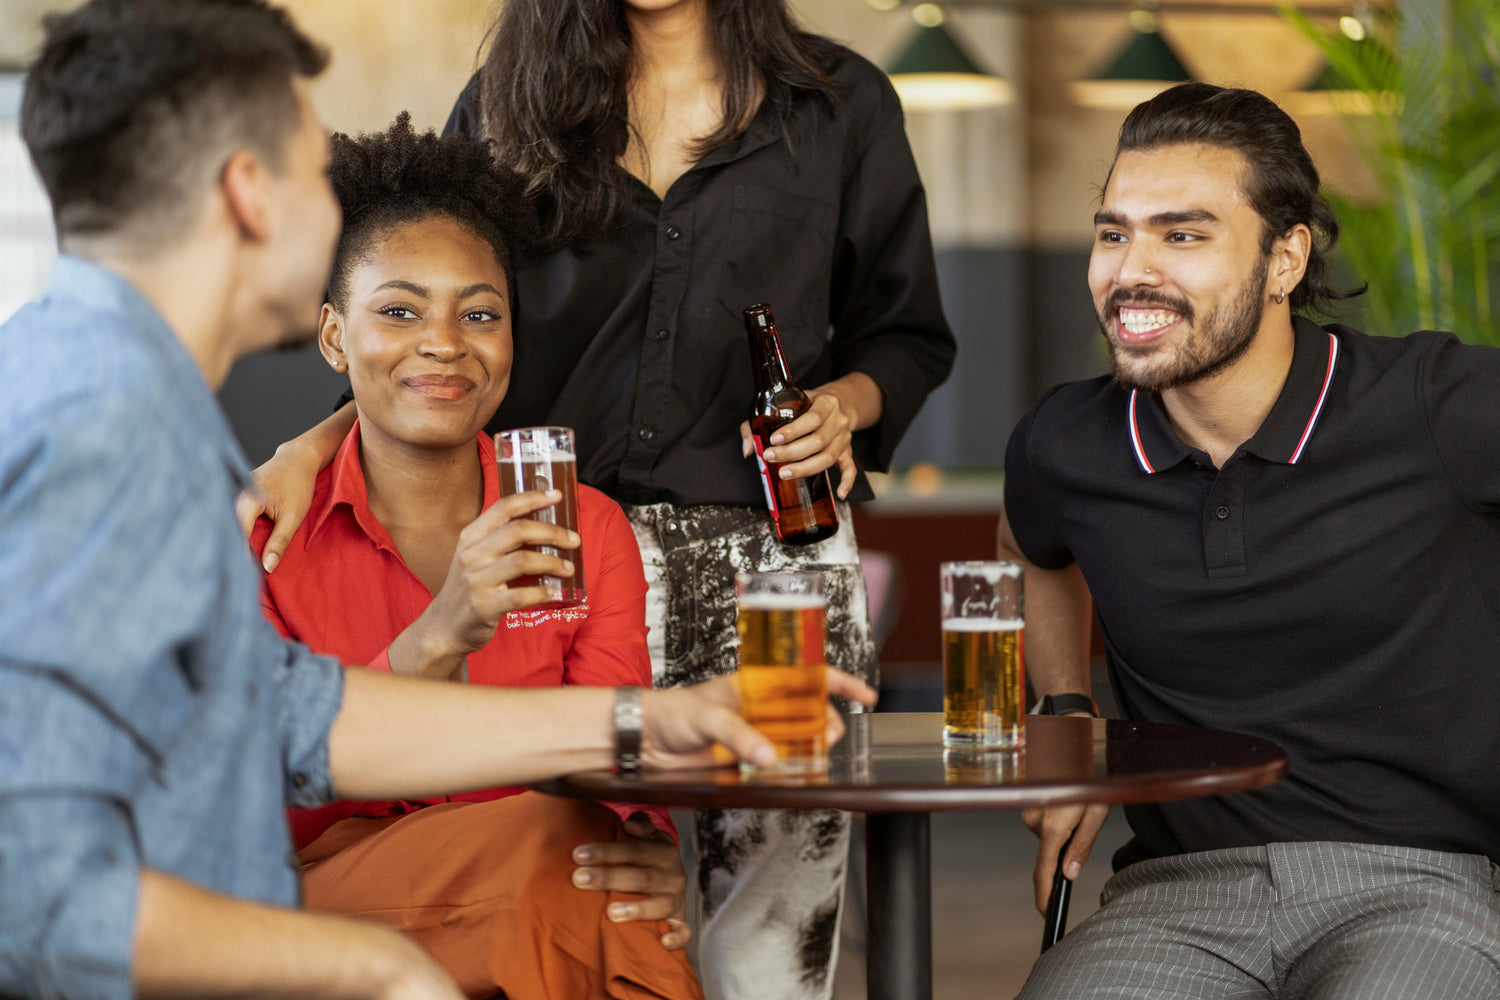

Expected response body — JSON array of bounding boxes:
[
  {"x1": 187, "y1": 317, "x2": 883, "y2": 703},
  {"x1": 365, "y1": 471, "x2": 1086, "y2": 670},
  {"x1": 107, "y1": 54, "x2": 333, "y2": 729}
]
[{"x1": 858, "y1": 549, "x2": 904, "y2": 652}]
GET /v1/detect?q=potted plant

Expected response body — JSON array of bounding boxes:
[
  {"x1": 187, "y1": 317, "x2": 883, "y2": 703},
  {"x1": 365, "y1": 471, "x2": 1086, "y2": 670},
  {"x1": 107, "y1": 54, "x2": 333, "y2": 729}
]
[{"x1": 1287, "y1": 1, "x2": 1499, "y2": 344}]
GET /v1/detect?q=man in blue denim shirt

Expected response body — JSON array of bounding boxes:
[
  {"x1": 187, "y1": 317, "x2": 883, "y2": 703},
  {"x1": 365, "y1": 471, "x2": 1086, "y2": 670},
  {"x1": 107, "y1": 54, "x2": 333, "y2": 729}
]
[{"x1": 0, "y1": 4, "x2": 870, "y2": 999}]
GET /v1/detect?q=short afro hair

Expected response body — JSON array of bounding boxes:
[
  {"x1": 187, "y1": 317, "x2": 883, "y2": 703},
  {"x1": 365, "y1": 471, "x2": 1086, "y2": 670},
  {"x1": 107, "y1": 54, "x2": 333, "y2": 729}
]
[{"x1": 326, "y1": 112, "x2": 538, "y2": 310}]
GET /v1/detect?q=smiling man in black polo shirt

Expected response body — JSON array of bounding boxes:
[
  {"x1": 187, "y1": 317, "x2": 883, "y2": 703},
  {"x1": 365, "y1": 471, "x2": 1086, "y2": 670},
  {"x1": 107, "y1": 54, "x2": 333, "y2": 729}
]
[{"x1": 1004, "y1": 83, "x2": 1500, "y2": 999}]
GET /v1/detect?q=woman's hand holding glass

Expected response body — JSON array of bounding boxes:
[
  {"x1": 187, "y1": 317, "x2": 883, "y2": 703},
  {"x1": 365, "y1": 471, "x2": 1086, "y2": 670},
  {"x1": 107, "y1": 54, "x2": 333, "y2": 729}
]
[
  {"x1": 236, "y1": 402, "x2": 357, "y2": 570},
  {"x1": 236, "y1": 437, "x2": 327, "y2": 571},
  {"x1": 392, "y1": 490, "x2": 578, "y2": 678}
]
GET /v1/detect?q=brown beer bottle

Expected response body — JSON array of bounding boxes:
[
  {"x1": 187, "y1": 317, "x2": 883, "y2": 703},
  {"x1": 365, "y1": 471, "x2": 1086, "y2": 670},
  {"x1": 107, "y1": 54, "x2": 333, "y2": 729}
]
[{"x1": 744, "y1": 303, "x2": 840, "y2": 546}]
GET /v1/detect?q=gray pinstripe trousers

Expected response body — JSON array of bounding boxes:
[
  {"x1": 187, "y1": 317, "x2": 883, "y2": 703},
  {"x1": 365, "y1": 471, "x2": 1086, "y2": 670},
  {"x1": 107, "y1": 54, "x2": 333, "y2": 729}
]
[{"x1": 1018, "y1": 841, "x2": 1500, "y2": 1000}]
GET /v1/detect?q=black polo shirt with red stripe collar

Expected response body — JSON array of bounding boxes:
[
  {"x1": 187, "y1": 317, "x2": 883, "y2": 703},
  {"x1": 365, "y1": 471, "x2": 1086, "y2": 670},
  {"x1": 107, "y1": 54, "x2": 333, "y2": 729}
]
[{"x1": 1006, "y1": 316, "x2": 1500, "y2": 869}]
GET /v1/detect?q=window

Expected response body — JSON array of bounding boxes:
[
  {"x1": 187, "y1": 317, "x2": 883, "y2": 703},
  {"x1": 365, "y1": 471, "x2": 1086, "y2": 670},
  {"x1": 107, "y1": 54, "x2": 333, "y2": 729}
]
[{"x1": 0, "y1": 73, "x2": 56, "y2": 322}]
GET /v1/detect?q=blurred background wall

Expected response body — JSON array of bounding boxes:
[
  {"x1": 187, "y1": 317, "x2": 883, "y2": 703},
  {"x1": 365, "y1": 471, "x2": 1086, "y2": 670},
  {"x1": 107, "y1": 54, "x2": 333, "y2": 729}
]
[
  {"x1": 1, "y1": 7, "x2": 1489, "y2": 992},
  {"x1": 0, "y1": 0, "x2": 1394, "y2": 471}
]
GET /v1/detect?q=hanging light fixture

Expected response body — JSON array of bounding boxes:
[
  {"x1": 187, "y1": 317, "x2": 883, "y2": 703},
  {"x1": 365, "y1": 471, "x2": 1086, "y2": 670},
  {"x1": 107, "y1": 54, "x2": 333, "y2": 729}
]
[
  {"x1": 886, "y1": 3, "x2": 1015, "y2": 112},
  {"x1": 1068, "y1": 8, "x2": 1194, "y2": 111},
  {"x1": 1339, "y1": 0, "x2": 1373, "y2": 41}
]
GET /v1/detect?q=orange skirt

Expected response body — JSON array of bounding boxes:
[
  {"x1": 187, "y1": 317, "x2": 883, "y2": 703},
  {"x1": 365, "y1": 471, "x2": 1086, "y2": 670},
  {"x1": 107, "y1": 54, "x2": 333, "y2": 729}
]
[{"x1": 299, "y1": 792, "x2": 704, "y2": 1000}]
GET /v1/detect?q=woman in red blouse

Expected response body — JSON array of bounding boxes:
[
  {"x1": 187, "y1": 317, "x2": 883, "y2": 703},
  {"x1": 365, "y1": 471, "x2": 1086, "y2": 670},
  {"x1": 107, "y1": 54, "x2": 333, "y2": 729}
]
[{"x1": 252, "y1": 115, "x2": 701, "y2": 1000}]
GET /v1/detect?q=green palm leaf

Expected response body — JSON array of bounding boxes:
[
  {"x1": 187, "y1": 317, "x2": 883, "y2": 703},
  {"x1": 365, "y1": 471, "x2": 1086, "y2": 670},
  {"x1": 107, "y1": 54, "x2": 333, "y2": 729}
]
[{"x1": 1285, "y1": 0, "x2": 1499, "y2": 345}]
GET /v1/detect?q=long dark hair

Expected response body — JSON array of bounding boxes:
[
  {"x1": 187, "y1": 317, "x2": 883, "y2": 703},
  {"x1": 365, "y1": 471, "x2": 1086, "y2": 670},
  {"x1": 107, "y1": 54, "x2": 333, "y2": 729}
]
[
  {"x1": 1114, "y1": 82, "x2": 1365, "y2": 315},
  {"x1": 476, "y1": 0, "x2": 839, "y2": 252}
]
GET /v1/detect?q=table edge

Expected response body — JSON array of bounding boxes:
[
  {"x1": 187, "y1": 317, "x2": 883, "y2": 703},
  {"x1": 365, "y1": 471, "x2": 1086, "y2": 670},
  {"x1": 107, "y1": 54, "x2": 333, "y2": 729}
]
[{"x1": 534, "y1": 756, "x2": 1288, "y2": 814}]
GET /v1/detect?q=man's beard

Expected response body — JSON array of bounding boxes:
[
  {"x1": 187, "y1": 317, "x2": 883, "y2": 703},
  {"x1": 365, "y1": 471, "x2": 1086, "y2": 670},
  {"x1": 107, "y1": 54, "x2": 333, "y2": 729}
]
[{"x1": 1100, "y1": 260, "x2": 1269, "y2": 393}]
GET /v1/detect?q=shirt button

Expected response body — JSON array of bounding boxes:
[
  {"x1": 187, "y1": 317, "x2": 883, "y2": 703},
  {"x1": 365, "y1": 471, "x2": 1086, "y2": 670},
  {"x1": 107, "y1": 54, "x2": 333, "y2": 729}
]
[
  {"x1": 665, "y1": 226, "x2": 681, "y2": 240},
  {"x1": 637, "y1": 426, "x2": 655, "y2": 442},
  {"x1": 292, "y1": 772, "x2": 308, "y2": 789},
  {"x1": 1215, "y1": 505, "x2": 1231, "y2": 520},
  {"x1": 654, "y1": 329, "x2": 669, "y2": 342},
  {"x1": 665, "y1": 521, "x2": 680, "y2": 534}
]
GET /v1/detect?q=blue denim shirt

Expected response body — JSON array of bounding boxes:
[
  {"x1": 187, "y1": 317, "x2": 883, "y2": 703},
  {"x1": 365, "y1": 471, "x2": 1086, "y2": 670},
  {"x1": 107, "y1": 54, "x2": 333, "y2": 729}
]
[{"x1": 0, "y1": 256, "x2": 345, "y2": 1000}]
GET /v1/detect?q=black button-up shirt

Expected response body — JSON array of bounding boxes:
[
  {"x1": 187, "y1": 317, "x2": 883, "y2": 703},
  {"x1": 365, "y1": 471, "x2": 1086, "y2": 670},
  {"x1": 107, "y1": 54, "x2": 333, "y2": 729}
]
[
  {"x1": 1006, "y1": 317, "x2": 1500, "y2": 868},
  {"x1": 446, "y1": 47, "x2": 955, "y2": 507}
]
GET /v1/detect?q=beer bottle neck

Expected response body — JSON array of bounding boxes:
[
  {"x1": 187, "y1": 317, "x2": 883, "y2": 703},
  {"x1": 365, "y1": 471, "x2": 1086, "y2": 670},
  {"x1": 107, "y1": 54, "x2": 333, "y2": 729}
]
[{"x1": 747, "y1": 323, "x2": 793, "y2": 394}]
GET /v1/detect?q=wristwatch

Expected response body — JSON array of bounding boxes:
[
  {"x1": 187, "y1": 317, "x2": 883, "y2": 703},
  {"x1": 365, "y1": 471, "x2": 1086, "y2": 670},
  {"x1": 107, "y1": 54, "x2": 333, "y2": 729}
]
[
  {"x1": 613, "y1": 686, "x2": 643, "y2": 774},
  {"x1": 1032, "y1": 693, "x2": 1100, "y2": 717}
]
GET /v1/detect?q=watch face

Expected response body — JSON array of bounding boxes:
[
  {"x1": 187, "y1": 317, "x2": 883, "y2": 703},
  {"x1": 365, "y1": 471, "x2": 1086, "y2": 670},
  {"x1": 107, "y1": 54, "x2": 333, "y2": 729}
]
[{"x1": 613, "y1": 687, "x2": 644, "y2": 773}]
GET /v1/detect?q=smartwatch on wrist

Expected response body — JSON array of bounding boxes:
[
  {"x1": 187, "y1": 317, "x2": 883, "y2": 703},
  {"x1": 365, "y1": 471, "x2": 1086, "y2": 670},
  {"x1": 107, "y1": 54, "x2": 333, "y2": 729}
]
[
  {"x1": 1032, "y1": 692, "x2": 1100, "y2": 717},
  {"x1": 613, "y1": 686, "x2": 643, "y2": 774}
]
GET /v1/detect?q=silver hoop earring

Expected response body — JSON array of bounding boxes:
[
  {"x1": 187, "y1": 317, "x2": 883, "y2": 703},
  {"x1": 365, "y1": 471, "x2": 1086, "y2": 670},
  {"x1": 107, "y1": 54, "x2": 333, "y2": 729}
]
[{"x1": 1275, "y1": 290, "x2": 1286, "y2": 305}]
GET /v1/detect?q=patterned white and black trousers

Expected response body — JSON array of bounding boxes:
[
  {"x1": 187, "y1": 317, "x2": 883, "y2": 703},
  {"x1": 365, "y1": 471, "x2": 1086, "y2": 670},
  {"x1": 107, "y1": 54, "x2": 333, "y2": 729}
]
[
  {"x1": 1019, "y1": 840, "x2": 1500, "y2": 999},
  {"x1": 626, "y1": 501, "x2": 876, "y2": 1000}
]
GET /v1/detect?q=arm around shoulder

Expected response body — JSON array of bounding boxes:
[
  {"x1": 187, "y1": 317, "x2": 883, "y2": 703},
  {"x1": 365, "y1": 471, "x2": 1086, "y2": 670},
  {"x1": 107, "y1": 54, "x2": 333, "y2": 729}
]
[{"x1": 241, "y1": 401, "x2": 356, "y2": 570}]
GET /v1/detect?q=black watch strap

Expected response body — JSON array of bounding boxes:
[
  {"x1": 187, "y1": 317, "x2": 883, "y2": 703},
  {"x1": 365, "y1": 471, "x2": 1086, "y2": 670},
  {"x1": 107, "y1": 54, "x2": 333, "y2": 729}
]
[
  {"x1": 613, "y1": 686, "x2": 643, "y2": 774},
  {"x1": 1032, "y1": 693, "x2": 1100, "y2": 717}
]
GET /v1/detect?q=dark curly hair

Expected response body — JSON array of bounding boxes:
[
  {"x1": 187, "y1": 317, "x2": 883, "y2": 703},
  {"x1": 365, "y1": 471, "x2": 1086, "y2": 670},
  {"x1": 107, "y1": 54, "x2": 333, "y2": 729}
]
[
  {"x1": 22, "y1": 0, "x2": 326, "y2": 245},
  {"x1": 326, "y1": 113, "x2": 538, "y2": 310},
  {"x1": 1112, "y1": 83, "x2": 1365, "y2": 315}
]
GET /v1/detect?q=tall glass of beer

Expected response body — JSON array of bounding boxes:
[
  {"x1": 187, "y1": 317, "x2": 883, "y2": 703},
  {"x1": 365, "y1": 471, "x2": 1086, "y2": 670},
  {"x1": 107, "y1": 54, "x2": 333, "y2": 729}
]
[
  {"x1": 495, "y1": 427, "x2": 585, "y2": 606},
  {"x1": 941, "y1": 561, "x2": 1024, "y2": 750},
  {"x1": 735, "y1": 570, "x2": 829, "y2": 772}
]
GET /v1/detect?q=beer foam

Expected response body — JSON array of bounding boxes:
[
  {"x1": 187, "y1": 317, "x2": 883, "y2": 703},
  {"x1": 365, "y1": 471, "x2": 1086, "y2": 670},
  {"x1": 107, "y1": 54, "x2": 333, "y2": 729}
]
[
  {"x1": 739, "y1": 593, "x2": 828, "y2": 610},
  {"x1": 942, "y1": 561, "x2": 1021, "y2": 584},
  {"x1": 502, "y1": 450, "x2": 576, "y2": 463},
  {"x1": 941, "y1": 618, "x2": 1024, "y2": 631}
]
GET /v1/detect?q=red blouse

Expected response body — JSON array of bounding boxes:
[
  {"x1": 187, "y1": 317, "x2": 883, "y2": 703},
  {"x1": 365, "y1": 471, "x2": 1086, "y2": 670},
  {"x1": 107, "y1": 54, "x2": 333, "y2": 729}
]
[{"x1": 253, "y1": 423, "x2": 669, "y2": 849}]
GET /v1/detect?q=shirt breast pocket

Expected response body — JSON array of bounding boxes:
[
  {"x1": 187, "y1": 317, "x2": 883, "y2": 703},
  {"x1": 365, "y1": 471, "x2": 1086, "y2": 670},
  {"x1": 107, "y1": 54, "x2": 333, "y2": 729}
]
[{"x1": 718, "y1": 183, "x2": 837, "y2": 370}]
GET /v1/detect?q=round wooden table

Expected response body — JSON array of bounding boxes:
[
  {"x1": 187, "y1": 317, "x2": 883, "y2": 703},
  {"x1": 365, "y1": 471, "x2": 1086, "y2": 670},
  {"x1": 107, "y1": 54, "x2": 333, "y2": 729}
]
[{"x1": 536, "y1": 712, "x2": 1287, "y2": 1000}]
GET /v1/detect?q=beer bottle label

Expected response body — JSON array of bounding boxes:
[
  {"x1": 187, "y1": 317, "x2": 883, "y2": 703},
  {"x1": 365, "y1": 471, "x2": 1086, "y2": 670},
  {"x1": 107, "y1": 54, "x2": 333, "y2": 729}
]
[{"x1": 752, "y1": 435, "x2": 781, "y2": 519}]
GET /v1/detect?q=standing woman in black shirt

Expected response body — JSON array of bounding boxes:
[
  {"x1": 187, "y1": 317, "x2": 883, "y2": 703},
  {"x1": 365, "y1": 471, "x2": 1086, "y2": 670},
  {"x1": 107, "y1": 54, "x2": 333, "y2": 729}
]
[{"x1": 245, "y1": 1, "x2": 954, "y2": 995}]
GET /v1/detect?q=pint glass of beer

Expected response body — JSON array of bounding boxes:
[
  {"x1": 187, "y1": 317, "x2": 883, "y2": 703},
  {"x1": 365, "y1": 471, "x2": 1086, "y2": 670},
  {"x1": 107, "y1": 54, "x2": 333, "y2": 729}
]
[
  {"x1": 735, "y1": 571, "x2": 829, "y2": 772},
  {"x1": 495, "y1": 427, "x2": 585, "y2": 606},
  {"x1": 941, "y1": 561, "x2": 1024, "y2": 750}
]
